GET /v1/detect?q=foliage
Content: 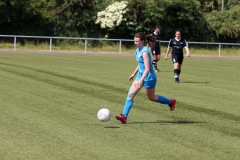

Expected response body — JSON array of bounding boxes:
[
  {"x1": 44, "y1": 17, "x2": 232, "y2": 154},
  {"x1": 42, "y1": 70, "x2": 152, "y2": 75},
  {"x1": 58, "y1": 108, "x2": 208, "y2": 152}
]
[
  {"x1": 49, "y1": 0, "x2": 97, "y2": 37},
  {"x1": 144, "y1": 0, "x2": 205, "y2": 41},
  {"x1": 0, "y1": 0, "x2": 239, "y2": 42},
  {"x1": 95, "y1": 1, "x2": 129, "y2": 29},
  {"x1": 0, "y1": 0, "x2": 52, "y2": 35},
  {"x1": 206, "y1": 5, "x2": 240, "y2": 42},
  {"x1": 198, "y1": 0, "x2": 219, "y2": 12}
]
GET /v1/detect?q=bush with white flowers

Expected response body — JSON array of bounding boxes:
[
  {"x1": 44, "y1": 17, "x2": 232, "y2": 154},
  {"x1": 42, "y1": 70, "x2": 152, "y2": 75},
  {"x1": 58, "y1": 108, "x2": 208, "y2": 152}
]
[{"x1": 95, "y1": 1, "x2": 129, "y2": 29}]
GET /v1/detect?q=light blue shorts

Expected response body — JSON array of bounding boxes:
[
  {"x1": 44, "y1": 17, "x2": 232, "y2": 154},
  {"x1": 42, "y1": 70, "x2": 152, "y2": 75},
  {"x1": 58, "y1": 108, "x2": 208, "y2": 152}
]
[
  {"x1": 143, "y1": 79, "x2": 156, "y2": 89},
  {"x1": 135, "y1": 73, "x2": 157, "y2": 89}
]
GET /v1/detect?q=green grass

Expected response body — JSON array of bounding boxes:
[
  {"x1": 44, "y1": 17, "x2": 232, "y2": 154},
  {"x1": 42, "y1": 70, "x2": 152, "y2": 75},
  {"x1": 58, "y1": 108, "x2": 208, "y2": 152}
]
[{"x1": 0, "y1": 52, "x2": 239, "y2": 160}]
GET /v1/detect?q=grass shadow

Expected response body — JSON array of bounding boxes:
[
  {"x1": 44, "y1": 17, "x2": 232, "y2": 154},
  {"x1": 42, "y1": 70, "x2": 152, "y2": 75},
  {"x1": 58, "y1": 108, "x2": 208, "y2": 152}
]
[
  {"x1": 104, "y1": 126, "x2": 120, "y2": 128},
  {"x1": 131, "y1": 120, "x2": 206, "y2": 125},
  {"x1": 183, "y1": 81, "x2": 210, "y2": 84}
]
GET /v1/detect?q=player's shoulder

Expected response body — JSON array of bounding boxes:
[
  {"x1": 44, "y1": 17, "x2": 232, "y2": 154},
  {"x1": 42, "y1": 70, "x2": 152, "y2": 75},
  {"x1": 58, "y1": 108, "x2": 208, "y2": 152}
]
[{"x1": 143, "y1": 46, "x2": 150, "y2": 52}]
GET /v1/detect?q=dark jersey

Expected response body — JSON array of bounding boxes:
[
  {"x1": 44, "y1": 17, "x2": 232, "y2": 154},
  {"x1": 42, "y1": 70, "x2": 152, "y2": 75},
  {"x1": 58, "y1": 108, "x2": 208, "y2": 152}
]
[
  {"x1": 150, "y1": 32, "x2": 161, "y2": 50},
  {"x1": 168, "y1": 38, "x2": 188, "y2": 55}
]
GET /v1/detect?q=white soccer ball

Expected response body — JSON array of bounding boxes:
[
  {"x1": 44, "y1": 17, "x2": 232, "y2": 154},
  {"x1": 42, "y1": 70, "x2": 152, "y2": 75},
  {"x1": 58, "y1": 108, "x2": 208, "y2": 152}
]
[{"x1": 97, "y1": 108, "x2": 111, "y2": 122}]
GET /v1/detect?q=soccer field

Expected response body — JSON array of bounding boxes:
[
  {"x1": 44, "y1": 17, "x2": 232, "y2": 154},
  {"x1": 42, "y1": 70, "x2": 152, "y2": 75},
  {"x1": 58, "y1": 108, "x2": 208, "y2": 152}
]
[{"x1": 0, "y1": 52, "x2": 239, "y2": 160}]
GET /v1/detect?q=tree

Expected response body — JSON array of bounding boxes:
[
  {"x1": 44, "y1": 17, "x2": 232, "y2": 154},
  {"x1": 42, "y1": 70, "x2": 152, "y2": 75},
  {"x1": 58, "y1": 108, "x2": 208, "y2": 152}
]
[
  {"x1": 0, "y1": 0, "x2": 52, "y2": 35},
  {"x1": 95, "y1": 0, "x2": 147, "y2": 39},
  {"x1": 49, "y1": 0, "x2": 97, "y2": 37},
  {"x1": 206, "y1": 5, "x2": 240, "y2": 42},
  {"x1": 95, "y1": 1, "x2": 129, "y2": 30},
  {"x1": 198, "y1": 0, "x2": 219, "y2": 12},
  {"x1": 144, "y1": 0, "x2": 205, "y2": 41}
]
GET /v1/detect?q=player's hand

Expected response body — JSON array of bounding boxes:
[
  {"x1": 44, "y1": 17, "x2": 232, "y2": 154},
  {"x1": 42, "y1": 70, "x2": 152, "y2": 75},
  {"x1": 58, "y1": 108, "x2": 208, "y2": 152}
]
[
  {"x1": 164, "y1": 56, "x2": 168, "y2": 60},
  {"x1": 187, "y1": 53, "x2": 190, "y2": 57},
  {"x1": 128, "y1": 74, "x2": 134, "y2": 82}
]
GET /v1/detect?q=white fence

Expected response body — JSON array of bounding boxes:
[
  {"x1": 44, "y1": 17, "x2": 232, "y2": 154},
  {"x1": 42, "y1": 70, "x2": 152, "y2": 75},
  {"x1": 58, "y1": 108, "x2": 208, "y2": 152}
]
[{"x1": 0, "y1": 35, "x2": 240, "y2": 57}]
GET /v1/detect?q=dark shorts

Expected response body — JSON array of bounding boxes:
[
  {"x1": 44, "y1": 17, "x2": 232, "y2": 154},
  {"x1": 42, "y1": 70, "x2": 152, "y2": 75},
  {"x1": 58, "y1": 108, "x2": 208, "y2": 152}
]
[
  {"x1": 172, "y1": 54, "x2": 183, "y2": 64},
  {"x1": 151, "y1": 47, "x2": 161, "y2": 55}
]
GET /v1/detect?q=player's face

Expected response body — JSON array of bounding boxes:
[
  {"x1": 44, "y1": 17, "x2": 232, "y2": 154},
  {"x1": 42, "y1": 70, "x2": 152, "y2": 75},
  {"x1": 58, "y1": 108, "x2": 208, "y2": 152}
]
[
  {"x1": 134, "y1": 37, "x2": 143, "y2": 48},
  {"x1": 175, "y1": 31, "x2": 181, "y2": 39},
  {"x1": 155, "y1": 28, "x2": 159, "y2": 33}
]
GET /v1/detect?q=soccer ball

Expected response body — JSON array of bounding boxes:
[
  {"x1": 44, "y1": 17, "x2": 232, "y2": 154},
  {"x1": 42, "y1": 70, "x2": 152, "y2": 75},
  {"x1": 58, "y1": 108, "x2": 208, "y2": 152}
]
[{"x1": 97, "y1": 108, "x2": 111, "y2": 122}]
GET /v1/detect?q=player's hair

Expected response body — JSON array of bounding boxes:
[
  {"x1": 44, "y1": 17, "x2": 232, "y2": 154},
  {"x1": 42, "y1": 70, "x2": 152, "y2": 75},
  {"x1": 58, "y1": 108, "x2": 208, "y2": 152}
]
[
  {"x1": 154, "y1": 26, "x2": 160, "y2": 31},
  {"x1": 134, "y1": 32, "x2": 146, "y2": 41},
  {"x1": 134, "y1": 32, "x2": 156, "y2": 47},
  {"x1": 175, "y1": 28, "x2": 182, "y2": 34},
  {"x1": 146, "y1": 34, "x2": 156, "y2": 47}
]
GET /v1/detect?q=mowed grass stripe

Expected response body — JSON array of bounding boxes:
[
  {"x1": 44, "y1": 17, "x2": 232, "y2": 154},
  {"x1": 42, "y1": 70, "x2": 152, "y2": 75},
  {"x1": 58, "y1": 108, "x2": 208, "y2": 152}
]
[
  {"x1": 1, "y1": 58, "x2": 238, "y2": 122},
  {"x1": 0, "y1": 52, "x2": 239, "y2": 159}
]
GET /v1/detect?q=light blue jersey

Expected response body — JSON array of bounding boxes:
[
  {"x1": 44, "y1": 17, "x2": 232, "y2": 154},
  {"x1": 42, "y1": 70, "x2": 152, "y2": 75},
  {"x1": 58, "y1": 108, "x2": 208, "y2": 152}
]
[{"x1": 135, "y1": 46, "x2": 156, "y2": 88}]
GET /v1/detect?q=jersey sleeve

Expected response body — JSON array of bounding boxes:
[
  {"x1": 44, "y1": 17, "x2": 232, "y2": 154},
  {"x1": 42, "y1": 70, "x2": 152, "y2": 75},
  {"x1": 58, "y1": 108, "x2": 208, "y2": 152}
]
[
  {"x1": 168, "y1": 39, "x2": 173, "y2": 48},
  {"x1": 183, "y1": 39, "x2": 188, "y2": 47}
]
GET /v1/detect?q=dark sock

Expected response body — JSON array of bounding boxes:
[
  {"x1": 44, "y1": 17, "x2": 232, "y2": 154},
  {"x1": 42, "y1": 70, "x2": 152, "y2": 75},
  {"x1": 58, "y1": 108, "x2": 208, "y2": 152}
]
[
  {"x1": 174, "y1": 69, "x2": 179, "y2": 81},
  {"x1": 153, "y1": 60, "x2": 158, "y2": 70}
]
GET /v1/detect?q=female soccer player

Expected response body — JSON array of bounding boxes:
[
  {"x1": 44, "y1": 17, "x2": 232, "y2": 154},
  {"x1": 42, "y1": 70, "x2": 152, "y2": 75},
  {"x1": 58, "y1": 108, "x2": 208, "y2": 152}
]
[
  {"x1": 116, "y1": 32, "x2": 176, "y2": 124},
  {"x1": 164, "y1": 29, "x2": 190, "y2": 83},
  {"x1": 150, "y1": 26, "x2": 161, "y2": 72}
]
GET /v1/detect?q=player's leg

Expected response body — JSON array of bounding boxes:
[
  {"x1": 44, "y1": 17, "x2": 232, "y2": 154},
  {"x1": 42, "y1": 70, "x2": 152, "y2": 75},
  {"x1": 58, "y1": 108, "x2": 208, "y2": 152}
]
[
  {"x1": 116, "y1": 80, "x2": 143, "y2": 123},
  {"x1": 172, "y1": 55, "x2": 180, "y2": 83},
  {"x1": 178, "y1": 56, "x2": 183, "y2": 77},
  {"x1": 174, "y1": 62, "x2": 180, "y2": 83},
  {"x1": 152, "y1": 54, "x2": 159, "y2": 72},
  {"x1": 155, "y1": 53, "x2": 161, "y2": 72},
  {"x1": 145, "y1": 80, "x2": 176, "y2": 111},
  {"x1": 151, "y1": 48, "x2": 160, "y2": 72}
]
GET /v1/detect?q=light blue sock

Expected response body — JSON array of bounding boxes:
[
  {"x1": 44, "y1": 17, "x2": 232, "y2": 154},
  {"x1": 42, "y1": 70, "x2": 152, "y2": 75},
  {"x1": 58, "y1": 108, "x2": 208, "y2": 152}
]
[
  {"x1": 155, "y1": 95, "x2": 171, "y2": 105},
  {"x1": 123, "y1": 99, "x2": 133, "y2": 118}
]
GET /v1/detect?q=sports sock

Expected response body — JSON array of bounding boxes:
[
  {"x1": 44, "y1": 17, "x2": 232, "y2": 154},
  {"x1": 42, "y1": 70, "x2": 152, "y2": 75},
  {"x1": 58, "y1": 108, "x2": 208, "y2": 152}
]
[
  {"x1": 155, "y1": 95, "x2": 171, "y2": 105},
  {"x1": 152, "y1": 60, "x2": 158, "y2": 70},
  {"x1": 174, "y1": 69, "x2": 179, "y2": 79},
  {"x1": 123, "y1": 99, "x2": 133, "y2": 118}
]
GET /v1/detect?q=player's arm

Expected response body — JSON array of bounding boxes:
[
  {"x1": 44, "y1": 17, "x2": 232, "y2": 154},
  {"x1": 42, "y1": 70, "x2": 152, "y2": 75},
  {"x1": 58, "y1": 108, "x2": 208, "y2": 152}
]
[
  {"x1": 159, "y1": 41, "x2": 161, "y2": 53},
  {"x1": 184, "y1": 39, "x2": 190, "y2": 57},
  {"x1": 165, "y1": 39, "x2": 172, "y2": 60},
  {"x1": 129, "y1": 66, "x2": 138, "y2": 82},
  {"x1": 185, "y1": 47, "x2": 190, "y2": 57}
]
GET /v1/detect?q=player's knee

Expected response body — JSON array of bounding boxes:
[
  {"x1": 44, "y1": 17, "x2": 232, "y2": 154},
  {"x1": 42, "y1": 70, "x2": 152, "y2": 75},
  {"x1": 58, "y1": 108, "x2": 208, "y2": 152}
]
[{"x1": 148, "y1": 96, "x2": 156, "y2": 101}]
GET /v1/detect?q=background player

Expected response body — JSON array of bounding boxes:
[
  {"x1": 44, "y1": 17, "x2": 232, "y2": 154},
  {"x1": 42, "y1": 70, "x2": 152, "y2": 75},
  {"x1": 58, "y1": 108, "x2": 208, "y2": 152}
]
[
  {"x1": 164, "y1": 29, "x2": 190, "y2": 83},
  {"x1": 149, "y1": 26, "x2": 161, "y2": 72}
]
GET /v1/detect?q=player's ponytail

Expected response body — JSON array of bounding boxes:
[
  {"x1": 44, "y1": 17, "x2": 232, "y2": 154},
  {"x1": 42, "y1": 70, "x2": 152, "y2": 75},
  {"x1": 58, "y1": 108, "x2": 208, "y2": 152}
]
[{"x1": 146, "y1": 35, "x2": 156, "y2": 47}]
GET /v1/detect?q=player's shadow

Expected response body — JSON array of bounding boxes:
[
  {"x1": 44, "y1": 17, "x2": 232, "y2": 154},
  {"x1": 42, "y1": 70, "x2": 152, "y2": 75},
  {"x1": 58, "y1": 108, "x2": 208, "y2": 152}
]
[
  {"x1": 104, "y1": 126, "x2": 120, "y2": 128},
  {"x1": 132, "y1": 120, "x2": 206, "y2": 125},
  {"x1": 183, "y1": 81, "x2": 210, "y2": 84}
]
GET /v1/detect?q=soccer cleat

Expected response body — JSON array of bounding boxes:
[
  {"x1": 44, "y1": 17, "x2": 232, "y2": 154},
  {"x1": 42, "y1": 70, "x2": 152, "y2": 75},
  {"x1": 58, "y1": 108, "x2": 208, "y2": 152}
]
[
  {"x1": 116, "y1": 114, "x2": 127, "y2": 124},
  {"x1": 155, "y1": 68, "x2": 161, "y2": 72},
  {"x1": 175, "y1": 78, "x2": 180, "y2": 83},
  {"x1": 169, "y1": 99, "x2": 176, "y2": 111}
]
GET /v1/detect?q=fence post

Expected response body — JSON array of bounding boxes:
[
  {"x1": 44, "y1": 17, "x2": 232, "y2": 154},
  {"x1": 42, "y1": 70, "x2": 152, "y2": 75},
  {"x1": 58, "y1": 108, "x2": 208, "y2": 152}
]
[
  {"x1": 14, "y1": 36, "x2": 16, "y2": 52},
  {"x1": 85, "y1": 39, "x2": 87, "y2": 54},
  {"x1": 50, "y1": 38, "x2": 52, "y2": 53},
  {"x1": 119, "y1": 40, "x2": 122, "y2": 54},
  {"x1": 219, "y1": 43, "x2": 221, "y2": 57}
]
